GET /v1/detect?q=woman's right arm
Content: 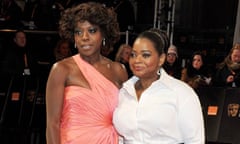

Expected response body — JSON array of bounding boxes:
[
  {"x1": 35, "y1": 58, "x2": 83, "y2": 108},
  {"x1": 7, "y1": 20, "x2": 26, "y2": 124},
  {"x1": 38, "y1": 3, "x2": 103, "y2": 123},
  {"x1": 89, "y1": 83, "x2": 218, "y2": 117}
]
[{"x1": 46, "y1": 62, "x2": 67, "y2": 144}]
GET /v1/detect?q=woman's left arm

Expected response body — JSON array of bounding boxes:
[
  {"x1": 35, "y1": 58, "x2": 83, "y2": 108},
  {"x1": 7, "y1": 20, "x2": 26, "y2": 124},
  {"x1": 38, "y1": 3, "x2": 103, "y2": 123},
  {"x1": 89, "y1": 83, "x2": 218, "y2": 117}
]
[{"x1": 178, "y1": 88, "x2": 205, "y2": 144}]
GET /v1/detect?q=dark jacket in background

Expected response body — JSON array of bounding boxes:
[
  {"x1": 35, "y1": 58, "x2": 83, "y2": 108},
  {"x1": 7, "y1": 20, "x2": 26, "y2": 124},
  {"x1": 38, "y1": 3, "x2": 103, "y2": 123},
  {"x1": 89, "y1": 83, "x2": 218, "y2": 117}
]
[
  {"x1": 212, "y1": 64, "x2": 240, "y2": 87},
  {"x1": 163, "y1": 61, "x2": 182, "y2": 79}
]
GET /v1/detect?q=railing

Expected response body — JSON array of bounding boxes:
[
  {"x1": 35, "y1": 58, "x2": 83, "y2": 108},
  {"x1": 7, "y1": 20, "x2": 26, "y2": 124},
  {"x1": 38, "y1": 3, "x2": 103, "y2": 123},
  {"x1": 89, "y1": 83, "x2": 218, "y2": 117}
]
[{"x1": 0, "y1": 29, "x2": 137, "y2": 45}]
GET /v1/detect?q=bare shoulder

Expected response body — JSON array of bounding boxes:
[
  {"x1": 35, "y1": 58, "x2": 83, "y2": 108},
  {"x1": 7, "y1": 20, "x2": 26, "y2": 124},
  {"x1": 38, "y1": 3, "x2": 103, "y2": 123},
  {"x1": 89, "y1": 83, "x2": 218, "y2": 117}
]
[
  {"x1": 102, "y1": 57, "x2": 128, "y2": 85},
  {"x1": 104, "y1": 58, "x2": 126, "y2": 74},
  {"x1": 112, "y1": 61, "x2": 126, "y2": 72},
  {"x1": 111, "y1": 60, "x2": 128, "y2": 82},
  {"x1": 51, "y1": 57, "x2": 75, "y2": 73},
  {"x1": 48, "y1": 57, "x2": 77, "y2": 83}
]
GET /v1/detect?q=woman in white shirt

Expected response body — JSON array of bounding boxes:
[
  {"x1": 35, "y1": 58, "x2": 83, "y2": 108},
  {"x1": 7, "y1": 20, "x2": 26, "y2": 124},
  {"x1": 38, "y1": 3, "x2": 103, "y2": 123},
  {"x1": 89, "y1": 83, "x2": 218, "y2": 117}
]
[{"x1": 113, "y1": 28, "x2": 205, "y2": 144}]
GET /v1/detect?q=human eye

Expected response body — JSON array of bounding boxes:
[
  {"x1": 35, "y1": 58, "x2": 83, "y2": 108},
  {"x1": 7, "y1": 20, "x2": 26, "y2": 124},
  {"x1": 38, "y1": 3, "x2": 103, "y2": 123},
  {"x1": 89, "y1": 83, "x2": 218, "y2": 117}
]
[
  {"x1": 89, "y1": 27, "x2": 97, "y2": 33},
  {"x1": 74, "y1": 30, "x2": 82, "y2": 36},
  {"x1": 142, "y1": 52, "x2": 151, "y2": 58},
  {"x1": 193, "y1": 58, "x2": 198, "y2": 62},
  {"x1": 130, "y1": 52, "x2": 136, "y2": 58}
]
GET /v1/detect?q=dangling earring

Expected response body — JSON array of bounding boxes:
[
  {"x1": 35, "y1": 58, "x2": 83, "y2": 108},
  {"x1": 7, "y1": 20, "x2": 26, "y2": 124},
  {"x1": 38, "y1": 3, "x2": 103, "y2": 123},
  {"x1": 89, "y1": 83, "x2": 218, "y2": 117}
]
[
  {"x1": 74, "y1": 43, "x2": 77, "y2": 49},
  {"x1": 102, "y1": 38, "x2": 106, "y2": 46},
  {"x1": 157, "y1": 68, "x2": 161, "y2": 76}
]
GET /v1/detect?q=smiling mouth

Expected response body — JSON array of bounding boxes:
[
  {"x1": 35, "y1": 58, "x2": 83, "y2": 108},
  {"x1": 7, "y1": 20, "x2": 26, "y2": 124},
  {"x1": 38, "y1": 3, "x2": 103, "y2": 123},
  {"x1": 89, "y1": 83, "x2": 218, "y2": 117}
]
[
  {"x1": 81, "y1": 45, "x2": 91, "y2": 50},
  {"x1": 133, "y1": 66, "x2": 143, "y2": 71}
]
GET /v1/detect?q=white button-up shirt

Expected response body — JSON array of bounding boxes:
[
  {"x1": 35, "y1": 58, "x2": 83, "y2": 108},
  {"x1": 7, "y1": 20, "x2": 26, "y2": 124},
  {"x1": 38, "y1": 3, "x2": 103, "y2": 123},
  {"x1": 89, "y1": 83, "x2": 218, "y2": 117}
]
[{"x1": 113, "y1": 68, "x2": 205, "y2": 144}]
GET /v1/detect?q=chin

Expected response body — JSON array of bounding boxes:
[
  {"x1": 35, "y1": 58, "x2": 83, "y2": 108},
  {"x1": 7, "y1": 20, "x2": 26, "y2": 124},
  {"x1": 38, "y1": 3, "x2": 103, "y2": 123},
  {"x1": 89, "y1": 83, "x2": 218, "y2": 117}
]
[{"x1": 133, "y1": 72, "x2": 145, "y2": 78}]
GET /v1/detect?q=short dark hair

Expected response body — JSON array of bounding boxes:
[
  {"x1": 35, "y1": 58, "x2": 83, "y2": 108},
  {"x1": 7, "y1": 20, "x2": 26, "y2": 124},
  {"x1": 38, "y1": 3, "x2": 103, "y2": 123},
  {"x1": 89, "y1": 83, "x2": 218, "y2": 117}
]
[
  {"x1": 14, "y1": 29, "x2": 25, "y2": 37},
  {"x1": 136, "y1": 28, "x2": 169, "y2": 55},
  {"x1": 58, "y1": 2, "x2": 120, "y2": 51}
]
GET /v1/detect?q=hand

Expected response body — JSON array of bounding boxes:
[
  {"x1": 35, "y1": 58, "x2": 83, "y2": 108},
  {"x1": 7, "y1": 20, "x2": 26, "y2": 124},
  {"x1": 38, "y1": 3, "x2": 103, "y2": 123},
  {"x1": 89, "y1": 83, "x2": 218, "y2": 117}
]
[
  {"x1": 205, "y1": 77, "x2": 212, "y2": 84},
  {"x1": 226, "y1": 75, "x2": 234, "y2": 83}
]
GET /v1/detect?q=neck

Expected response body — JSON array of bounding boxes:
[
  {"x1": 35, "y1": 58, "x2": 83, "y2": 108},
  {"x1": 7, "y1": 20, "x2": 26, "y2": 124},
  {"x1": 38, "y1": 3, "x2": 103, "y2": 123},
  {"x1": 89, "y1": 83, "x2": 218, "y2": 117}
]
[
  {"x1": 136, "y1": 74, "x2": 159, "y2": 91},
  {"x1": 81, "y1": 54, "x2": 104, "y2": 65}
]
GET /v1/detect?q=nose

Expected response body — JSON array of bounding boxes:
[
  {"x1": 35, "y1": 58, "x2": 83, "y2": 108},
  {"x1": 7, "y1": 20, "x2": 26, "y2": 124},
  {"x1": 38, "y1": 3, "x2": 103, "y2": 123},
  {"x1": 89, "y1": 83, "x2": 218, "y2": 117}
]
[{"x1": 82, "y1": 31, "x2": 89, "y2": 40}]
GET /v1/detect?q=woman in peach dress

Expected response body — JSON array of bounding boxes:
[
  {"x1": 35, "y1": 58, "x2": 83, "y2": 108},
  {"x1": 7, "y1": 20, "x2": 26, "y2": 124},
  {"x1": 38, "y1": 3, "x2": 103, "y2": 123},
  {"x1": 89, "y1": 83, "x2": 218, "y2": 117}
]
[{"x1": 46, "y1": 2, "x2": 128, "y2": 144}]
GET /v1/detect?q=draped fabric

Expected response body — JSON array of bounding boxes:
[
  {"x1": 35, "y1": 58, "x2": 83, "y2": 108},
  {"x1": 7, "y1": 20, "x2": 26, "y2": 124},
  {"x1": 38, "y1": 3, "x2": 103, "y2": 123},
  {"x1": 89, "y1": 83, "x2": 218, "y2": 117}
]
[
  {"x1": 233, "y1": 0, "x2": 240, "y2": 45},
  {"x1": 60, "y1": 55, "x2": 119, "y2": 144}
]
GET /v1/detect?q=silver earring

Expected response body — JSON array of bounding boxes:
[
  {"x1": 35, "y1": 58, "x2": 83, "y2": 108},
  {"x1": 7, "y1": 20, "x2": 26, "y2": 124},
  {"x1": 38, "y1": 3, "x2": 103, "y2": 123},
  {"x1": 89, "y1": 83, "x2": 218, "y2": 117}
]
[
  {"x1": 74, "y1": 43, "x2": 77, "y2": 49},
  {"x1": 103, "y1": 38, "x2": 106, "y2": 46},
  {"x1": 157, "y1": 68, "x2": 161, "y2": 76}
]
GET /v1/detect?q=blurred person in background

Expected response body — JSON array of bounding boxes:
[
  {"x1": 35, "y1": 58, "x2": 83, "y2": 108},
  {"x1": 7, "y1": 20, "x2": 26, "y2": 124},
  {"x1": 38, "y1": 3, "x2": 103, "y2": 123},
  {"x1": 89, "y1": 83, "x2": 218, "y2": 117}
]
[
  {"x1": 53, "y1": 39, "x2": 73, "y2": 62},
  {"x1": 181, "y1": 51, "x2": 211, "y2": 89},
  {"x1": 212, "y1": 43, "x2": 240, "y2": 87},
  {"x1": 115, "y1": 43, "x2": 133, "y2": 78},
  {"x1": 163, "y1": 44, "x2": 182, "y2": 79},
  {"x1": 2, "y1": 29, "x2": 37, "y2": 77}
]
